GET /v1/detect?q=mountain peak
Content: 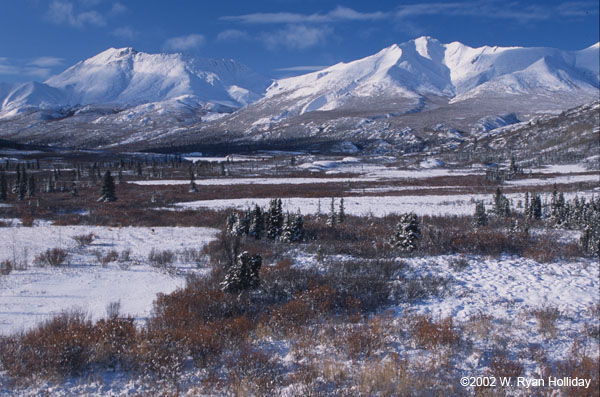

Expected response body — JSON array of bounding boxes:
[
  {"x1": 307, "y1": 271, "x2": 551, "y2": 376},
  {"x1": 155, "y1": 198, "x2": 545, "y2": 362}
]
[
  {"x1": 86, "y1": 47, "x2": 140, "y2": 65},
  {"x1": 37, "y1": 47, "x2": 270, "y2": 109}
]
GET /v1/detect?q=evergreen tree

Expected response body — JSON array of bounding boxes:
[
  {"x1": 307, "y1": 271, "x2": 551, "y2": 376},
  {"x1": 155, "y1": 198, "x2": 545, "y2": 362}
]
[
  {"x1": 248, "y1": 204, "x2": 264, "y2": 239},
  {"x1": 327, "y1": 197, "x2": 336, "y2": 228},
  {"x1": 221, "y1": 251, "x2": 262, "y2": 293},
  {"x1": 337, "y1": 197, "x2": 346, "y2": 223},
  {"x1": 13, "y1": 166, "x2": 21, "y2": 193},
  {"x1": 188, "y1": 165, "x2": 198, "y2": 192},
  {"x1": 266, "y1": 198, "x2": 283, "y2": 239},
  {"x1": 233, "y1": 209, "x2": 251, "y2": 236},
  {"x1": 391, "y1": 213, "x2": 421, "y2": 252},
  {"x1": 493, "y1": 188, "x2": 510, "y2": 218},
  {"x1": 473, "y1": 200, "x2": 488, "y2": 227},
  {"x1": 117, "y1": 169, "x2": 123, "y2": 185},
  {"x1": 27, "y1": 175, "x2": 35, "y2": 198},
  {"x1": 290, "y1": 213, "x2": 305, "y2": 242},
  {"x1": 530, "y1": 193, "x2": 542, "y2": 219},
  {"x1": 98, "y1": 171, "x2": 117, "y2": 202},
  {"x1": 18, "y1": 167, "x2": 27, "y2": 201},
  {"x1": 316, "y1": 198, "x2": 322, "y2": 218},
  {"x1": 0, "y1": 172, "x2": 7, "y2": 201},
  {"x1": 136, "y1": 162, "x2": 143, "y2": 176},
  {"x1": 280, "y1": 212, "x2": 293, "y2": 242},
  {"x1": 226, "y1": 211, "x2": 238, "y2": 234}
]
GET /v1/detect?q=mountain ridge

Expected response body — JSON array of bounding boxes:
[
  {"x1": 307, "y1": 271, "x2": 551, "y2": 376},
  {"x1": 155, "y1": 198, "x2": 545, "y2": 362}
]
[
  {"x1": 0, "y1": 37, "x2": 598, "y2": 152},
  {"x1": 0, "y1": 47, "x2": 270, "y2": 119}
]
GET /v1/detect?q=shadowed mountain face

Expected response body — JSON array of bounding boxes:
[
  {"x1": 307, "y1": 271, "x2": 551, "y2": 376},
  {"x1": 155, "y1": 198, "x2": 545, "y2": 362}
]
[{"x1": 0, "y1": 38, "x2": 598, "y2": 152}]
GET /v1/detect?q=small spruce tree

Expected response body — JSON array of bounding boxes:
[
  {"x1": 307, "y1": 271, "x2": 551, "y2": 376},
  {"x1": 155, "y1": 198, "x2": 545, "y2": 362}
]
[
  {"x1": 0, "y1": 172, "x2": 7, "y2": 201},
  {"x1": 27, "y1": 175, "x2": 35, "y2": 198},
  {"x1": 248, "y1": 204, "x2": 264, "y2": 239},
  {"x1": 266, "y1": 198, "x2": 283, "y2": 239},
  {"x1": 327, "y1": 197, "x2": 336, "y2": 228},
  {"x1": 188, "y1": 165, "x2": 198, "y2": 193},
  {"x1": 391, "y1": 213, "x2": 421, "y2": 252},
  {"x1": 221, "y1": 251, "x2": 262, "y2": 293},
  {"x1": 98, "y1": 170, "x2": 117, "y2": 202},
  {"x1": 337, "y1": 197, "x2": 346, "y2": 223},
  {"x1": 473, "y1": 200, "x2": 488, "y2": 227}
]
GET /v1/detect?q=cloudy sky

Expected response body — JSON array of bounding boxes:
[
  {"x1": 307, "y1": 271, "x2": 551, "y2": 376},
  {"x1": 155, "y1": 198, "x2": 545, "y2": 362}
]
[{"x1": 0, "y1": 0, "x2": 598, "y2": 82}]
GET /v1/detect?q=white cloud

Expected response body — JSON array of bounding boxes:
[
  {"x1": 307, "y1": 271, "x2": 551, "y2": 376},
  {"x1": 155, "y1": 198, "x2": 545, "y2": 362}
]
[
  {"x1": 0, "y1": 63, "x2": 20, "y2": 75},
  {"x1": 78, "y1": 0, "x2": 102, "y2": 7},
  {"x1": 24, "y1": 67, "x2": 53, "y2": 79},
  {"x1": 222, "y1": 2, "x2": 598, "y2": 26},
  {"x1": 28, "y1": 57, "x2": 65, "y2": 68},
  {"x1": 110, "y1": 2, "x2": 127, "y2": 16},
  {"x1": 216, "y1": 29, "x2": 249, "y2": 42},
  {"x1": 0, "y1": 59, "x2": 54, "y2": 79},
  {"x1": 222, "y1": 6, "x2": 387, "y2": 24},
  {"x1": 112, "y1": 26, "x2": 137, "y2": 40},
  {"x1": 46, "y1": 0, "x2": 106, "y2": 27},
  {"x1": 262, "y1": 25, "x2": 331, "y2": 50},
  {"x1": 163, "y1": 34, "x2": 206, "y2": 51}
]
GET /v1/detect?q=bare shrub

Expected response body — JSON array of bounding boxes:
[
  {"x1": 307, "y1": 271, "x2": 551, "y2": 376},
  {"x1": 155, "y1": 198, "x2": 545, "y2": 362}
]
[
  {"x1": 487, "y1": 350, "x2": 523, "y2": 379},
  {"x1": 0, "y1": 309, "x2": 94, "y2": 379},
  {"x1": 532, "y1": 305, "x2": 561, "y2": 339},
  {"x1": 357, "y1": 354, "x2": 412, "y2": 396},
  {"x1": 346, "y1": 316, "x2": 387, "y2": 359},
  {"x1": 106, "y1": 300, "x2": 121, "y2": 319},
  {"x1": 92, "y1": 316, "x2": 137, "y2": 370},
  {"x1": 179, "y1": 248, "x2": 205, "y2": 265},
  {"x1": 21, "y1": 213, "x2": 34, "y2": 227},
  {"x1": 34, "y1": 248, "x2": 69, "y2": 267},
  {"x1": 555, "y1": 340, "x2": 600, "y2": 396},
  {"x1": 101, "y1": 250, "x2": 119, "y2": 266},
  {"x1": 135, "y1": 329, "x2": 186, "y2": 382},
  {"x1": 118, "y1": 248, "x2": 131, "y2": 262},
  {"x1": 449, "y1": 255, "x2": 469, "y2": 271},
  {"x1": 411, "y1": 315, "x2": 460, "y2": 349},
  {"x1": 148, "y1": 248, "x2": 175, "y2": 269},
  {"x1": 72, "y1": 233, "x2": 95, "y2": 247},
  {"x1": 226, "y1": 343, "x2": 281, "y2": 396},
  {"x1": 1, "y1": 259, "x2": 14, "y2": 275}
]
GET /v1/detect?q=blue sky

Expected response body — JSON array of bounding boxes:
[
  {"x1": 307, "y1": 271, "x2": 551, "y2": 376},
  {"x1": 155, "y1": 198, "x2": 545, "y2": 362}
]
[{"x1": 0, "y1": 0, "x2": 598, "y2": 83}]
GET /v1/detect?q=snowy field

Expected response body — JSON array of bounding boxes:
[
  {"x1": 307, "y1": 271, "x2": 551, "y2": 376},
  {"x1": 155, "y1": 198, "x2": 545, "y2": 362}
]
[
  {"x1": 0, "y1": 225, "x2": 218, "y2": 335},
  {"x1": 174, "y1": 191, "x2": 598, "y2": 217},
  {"x1": 505, "y1": 174, "x2": 599, "y2": 186}
]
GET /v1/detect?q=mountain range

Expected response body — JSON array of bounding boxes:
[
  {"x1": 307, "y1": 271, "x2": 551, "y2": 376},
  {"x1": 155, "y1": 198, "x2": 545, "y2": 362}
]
[{"x1": 0, "y1": 37, "x2": 598, "y2": 152}]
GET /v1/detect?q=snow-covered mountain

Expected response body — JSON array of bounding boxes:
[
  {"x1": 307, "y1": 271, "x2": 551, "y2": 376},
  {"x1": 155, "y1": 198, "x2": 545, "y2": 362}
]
[
  {"x1": 0, "y1": 47, "x2": 270, "y2": 119},
  {"x1": 258, "y1": 36, "x2": 599, "y2": 118},
  {"x1": 0, "y1": 38, "x2": 598, "y2": 151}
]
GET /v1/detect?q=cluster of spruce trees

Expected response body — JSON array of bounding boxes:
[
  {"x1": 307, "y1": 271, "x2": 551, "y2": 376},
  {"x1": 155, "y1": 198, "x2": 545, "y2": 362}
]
[
  {"x1": 0, "y1": 165, "x2": 37, "y2": 201},
  {"x1": 226, "y1": 198, "x2": 305, "y2": 242},
  {"x1": 473, "y1": 186, "x2": 599, "y2": 256}
]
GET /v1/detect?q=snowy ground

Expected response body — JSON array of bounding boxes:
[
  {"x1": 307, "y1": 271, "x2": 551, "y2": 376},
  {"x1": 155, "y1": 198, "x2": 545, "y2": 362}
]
[
  {"x1": 292, "y1": 251, "x2": 599, "y2": 376},
  {"x1": 0, "y1": 225, "x2": 218, "y2": 335},
  {"x1": 174, "y1": 191, "x2": 598, "y2": 217},
  {"x1": 505, "y1": 174, "x2": 599, "y2": 186}
]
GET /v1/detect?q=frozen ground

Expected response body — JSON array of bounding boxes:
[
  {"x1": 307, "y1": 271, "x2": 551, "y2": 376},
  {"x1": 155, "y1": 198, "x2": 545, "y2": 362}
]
[
  {"x1": 174, "y1": 191, "x2": 598, "y2": 217},
  {"x1": 0, "y1": 225, "x2": 218, "y2": 335},
  {"x1": 505, "y1": 174, "x2": 598, "y2": 186}
]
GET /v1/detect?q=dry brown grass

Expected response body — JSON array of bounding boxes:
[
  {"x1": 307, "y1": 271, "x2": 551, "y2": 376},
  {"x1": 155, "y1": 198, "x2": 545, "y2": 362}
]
[{"x1": 411, "y1": 315, "x2": 461, "y2": 349}]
